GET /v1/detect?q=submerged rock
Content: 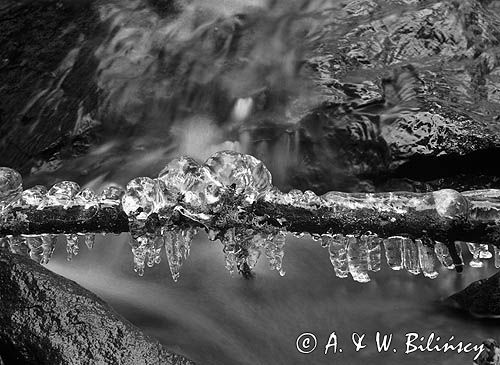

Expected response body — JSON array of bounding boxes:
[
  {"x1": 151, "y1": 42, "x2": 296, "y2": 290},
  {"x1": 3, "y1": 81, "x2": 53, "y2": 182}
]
[
  {"x1": 0, "y1": 250, "x2": 194, "y2": 365},
  {"x1": 444, "y1": 271, "x2": 500, "y2": 318}
]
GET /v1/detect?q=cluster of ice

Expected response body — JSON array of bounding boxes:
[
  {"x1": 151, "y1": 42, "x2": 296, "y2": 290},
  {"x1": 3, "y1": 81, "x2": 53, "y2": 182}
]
[
  {"x1": 2, "y1": 155, "x2": 500, "y2": 283},
  {"x1": 121, "y1": 151, "x2": 274, "y2": 280},
  {"x1": 0, "y1": 167, "x2": 126, "y2": 265},
  {"x1": 323, "y1": 234, "x2": 499, "y2": 283}
]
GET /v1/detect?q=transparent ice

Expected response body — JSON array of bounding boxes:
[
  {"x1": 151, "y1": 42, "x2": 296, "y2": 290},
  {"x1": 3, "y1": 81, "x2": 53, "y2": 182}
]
[
  {"x1": 264, "y1": 231, "x2": 286, "y2": 276},
  {"x1": 325, "y1": 234, "x2": 349, "y2": 278},
  {"x1": 347, "y1": 235, "x2": 370, "y2": 283},
  {"x1": 46, "y1": 181, "x2": 81, "y2": 208},
  {"x1": 19, "y1": 185, "x2": 47, "y2": 208},
  {"x1": 465, "y1": 242, "x2": 484, "y2": 268},
  {"x1": 383, "y1": 237, "x2": 403, "y2": 270},
  {"x1": 65, "y1": 234, "x2": 79, "y2": 261},
  {"x1": 74, "y1": 188, "x2": 98, "y2": 208},
  {"x1": 434, "y1": 241, "x2": 455, "y2": 270},
  {"x1": 205, "y1": 150, "x2": 272, "y2": 204},
  {"x1": 402, "y1": 238, "x2": 420, "y2": 275},
  {"x1": 99, "y1": 185, "x2": 125, "y2": 206},
  {"x1": 416, "y1": 239, "x2": 438, "y2": 279}
]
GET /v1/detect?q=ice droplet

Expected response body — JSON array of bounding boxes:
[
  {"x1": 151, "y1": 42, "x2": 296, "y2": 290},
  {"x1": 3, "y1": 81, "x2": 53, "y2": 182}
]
[
  {"x1": 74, "y1": 188, "x2": 98, "y2": 208},
  {"x1": 205, "y1": 150, "x2": 272, "y2": 204},
  {"x1": 40, "y1": 234, "x2": 57, "y2": 264},
  {"x1": 383, "y1": 237, "x2": 403, "y2": 270},
  {"x1": 416, "y1": 239, "x2": 438, "y2": 279},
  {"x1": 479, "y1": 244, "x2": 492, "y2": 259},
  {"x1": 24, "y1": 235, "x2": 44, "y2": 263},
  {"x1": 0, "y1": 167, "x2": 22, "y2": 212},
  {"x1": 147, "y1": 236, "x2": 164, "y2": 268},
  {"x1": 65, "y1": 234, "x2": 79, "y2": 261},
  {"x1": 20, "y1": 185, "x2": 47, "y2": 208},
  {"x1": 326, "y1": 234, "x2": 349, "y2": 278},
  {"x1": 122, "y1": 177, "x2": 158, "y2": 220},
  {"x1": 46, "y1": 181, "x2": 80, "y2": 208},
  {"x1": 465, "y1": 242, "x2": 484, "y2": 268},
  {"x1": 99, "y1": 185, "x2": 124, "y2": 206},
  {"x1": 494, "y1": 246, "x2": 500, "y2": 269},
  {"x1": 402, "y1": 238, "x2": 420, "y2": 275},
  {"x1": 265, "y1": 231, "x2": 286, "y2": 276},
  {"x1": 434, "y1": 241, "x2": 455, "y2": 270},
  {"x1": 347, "y1": 235, "x2": 370, "y2": 283}
]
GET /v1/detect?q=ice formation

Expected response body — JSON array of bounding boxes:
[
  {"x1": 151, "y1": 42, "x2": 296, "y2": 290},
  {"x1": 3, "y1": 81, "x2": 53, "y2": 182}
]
[{"x1": 2, "y1": 151, "x2": 500, "y2": 282}]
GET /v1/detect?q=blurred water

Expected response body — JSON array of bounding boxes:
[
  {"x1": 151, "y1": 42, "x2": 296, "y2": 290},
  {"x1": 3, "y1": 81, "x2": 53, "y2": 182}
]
[
  {"x1": 9, "y1": 0, "x2": 500, "y2": 363},
  {"x1": 48, "y1": 233, "x2": 500, "y2": 364}
]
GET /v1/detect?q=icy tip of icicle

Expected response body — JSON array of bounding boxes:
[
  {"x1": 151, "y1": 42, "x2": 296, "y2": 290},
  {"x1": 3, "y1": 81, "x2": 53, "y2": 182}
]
[
  {"x1": 20, "y1": 185, "x2": 47, "y2": 208},
  {"x1": 122, "y1": 177, "x2": 159, "y2": 220},
  {"x1": 205, "y1": 150, "x2": 272, "y2": 204},
  {"x1": 46, "y1": 181, "x2": 81, "y2": 208},
  {"x1": 432, "y1": 189, "x2": 468, "y2": 219},
  {"x1": 0, "y1": 167, "x2": 22, "y2": 211}
]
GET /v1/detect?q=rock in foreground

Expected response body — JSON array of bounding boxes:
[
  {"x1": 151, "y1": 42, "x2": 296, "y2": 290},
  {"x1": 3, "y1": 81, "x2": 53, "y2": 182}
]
[
  {"x1": 0, "y1": 250, "x2": 194, "y2": 365},
  {"x1": 445, "y1": 271, "x2": 500, "y2": 318}
]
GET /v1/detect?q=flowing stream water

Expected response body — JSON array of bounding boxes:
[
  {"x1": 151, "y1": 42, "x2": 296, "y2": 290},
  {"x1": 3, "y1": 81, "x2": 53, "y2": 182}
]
[{"x1": 7, "y1": 0, "x2": 500, "y2": 363}]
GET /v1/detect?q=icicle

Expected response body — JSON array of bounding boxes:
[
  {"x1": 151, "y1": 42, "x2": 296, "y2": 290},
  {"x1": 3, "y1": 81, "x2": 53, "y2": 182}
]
[
  {"x1": 246, "y1": 236, "x2": 263, "y2": 270},
  {"x1": 365, "y1": 235, "x2": 381, "y2": 272},
  {"x1": 465, "y1": 242, "x2": 484, "y2": 268},
  {"x1": 479, "y1": 244, "x2": 492, "y2": 259},
  {"x1": 163, "y1": 227, "x2": 194, "y2": 282},
  {"x1": 221, "y1": 228, "x2": 238, "y2": 275},
  {"x1": 40, "y1": 234, "x2": 57, "y2": 264},
  {"x1": 24, "y1": 235, "x2": 44, "y2": 263},
  {"x1": 207, "y1": 229, "x2": 219, "y2": 241},
  {"x1": 8, "y1": 236, "x2": 29, "y2": 256},
  {"x1": 416, "y1": 239, "x2": 438, "y2": 279},
  {"x1": 495, "y1": 246, "x2": 500, "y2": 269},
  {"x1": 347, "y1": 235, "x2": 370, "y2": 283},
  {"x1": 65, "y1": 234, "x2": 79, "y2": 261},
  {"x1": 85, "y1": 234, "x2": 95, "y2": 250},
  {"x1": 130, "y1": 235, "x2": 150, "y2": 277},
  {"x1": 453, "y1": 241, "x2": 465, "y2": 269},
  {"x1": 402, "y1": 238, "x2": 420, "y2": 275},
  {"x1": 147, "y1": 236, "x2": 164, "y2": 268},
  {"x1": 265, "y1": 231, "x2": 286, "y2": 276},
  {"x1": 383, "y1": 237, "x2": 403, "y2": 270},
  {"x1": 326, "y1": 234, "x2": 348, "y2": 278},
  {"x1": 434, "y1": 241, "x2": 455, "y2": 269}
]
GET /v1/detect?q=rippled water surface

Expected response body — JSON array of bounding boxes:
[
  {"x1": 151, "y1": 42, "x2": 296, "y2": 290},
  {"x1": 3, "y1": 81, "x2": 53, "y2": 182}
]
[{"x1": 48, "y1": 233, "x2": 499, "y2": 365}]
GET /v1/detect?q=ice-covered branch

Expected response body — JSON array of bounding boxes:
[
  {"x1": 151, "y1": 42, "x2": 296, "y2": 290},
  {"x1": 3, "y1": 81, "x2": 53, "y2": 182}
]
[{"x1": 1, "y1": 151, "x2": 500, "y2": 282}]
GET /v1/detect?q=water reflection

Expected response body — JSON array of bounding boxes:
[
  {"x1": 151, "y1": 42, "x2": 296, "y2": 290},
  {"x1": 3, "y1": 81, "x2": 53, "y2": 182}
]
[{"x1": 48, "y1": 233, "x2": 500, "y2": 364}]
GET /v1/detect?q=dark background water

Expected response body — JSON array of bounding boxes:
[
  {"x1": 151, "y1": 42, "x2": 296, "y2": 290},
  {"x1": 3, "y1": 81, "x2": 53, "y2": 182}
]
[{"x1": 47, "y1": 233, "x2": 499, "y2": 365}]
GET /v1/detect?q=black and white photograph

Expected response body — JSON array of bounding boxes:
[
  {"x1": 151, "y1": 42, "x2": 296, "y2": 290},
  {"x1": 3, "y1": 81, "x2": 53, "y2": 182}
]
[{"x1": 1, "y1": 0, "x2": 500, "y2": 364}]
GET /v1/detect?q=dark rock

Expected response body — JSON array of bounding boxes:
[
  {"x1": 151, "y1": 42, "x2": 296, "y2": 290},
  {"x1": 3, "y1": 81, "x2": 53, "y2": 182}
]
[
  {"x1": 474, "y1": 339, "x2": 500, "y2": 365},
  {"x1": 444, "y1": 270, "x2": 500, "y2": 318},
  {"x1": 0, "y1": 250, "x2": 194, "y2": 365}
]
